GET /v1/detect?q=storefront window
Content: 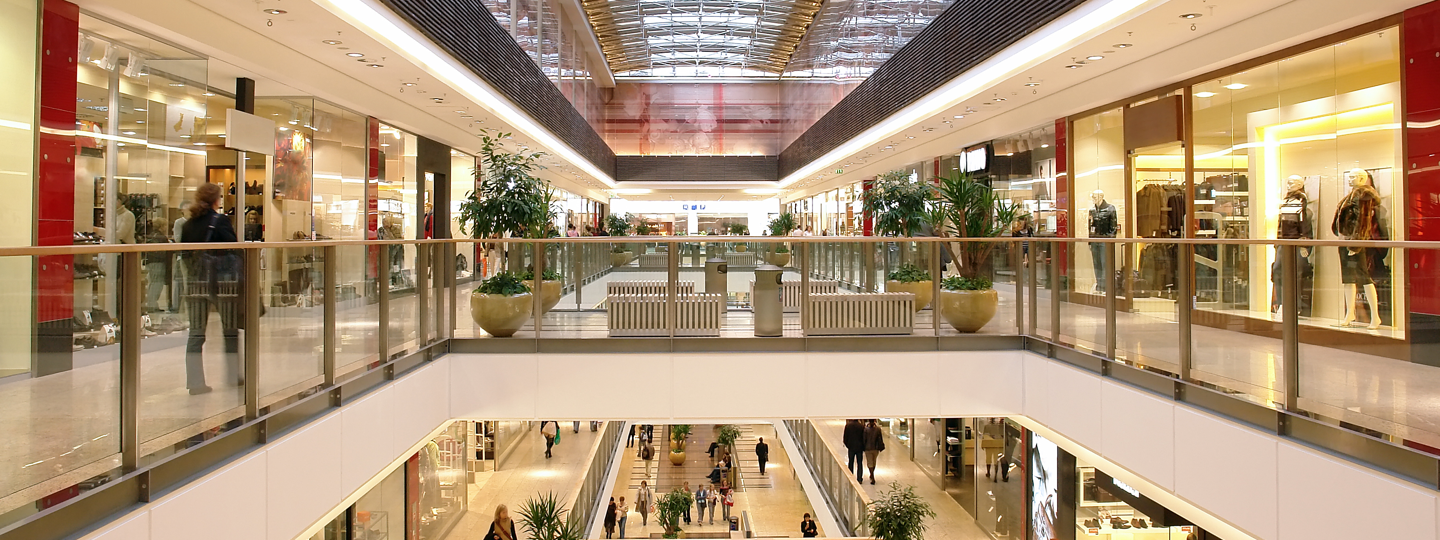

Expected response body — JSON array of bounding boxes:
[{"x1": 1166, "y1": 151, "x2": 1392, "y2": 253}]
[
  {"x1": 1075, "y1": 460, "x2": 1212, "y2": 539},
  {"x1": 1071, "y1": 108, "x2": 1125, "y2": 299},
  {"x1": 354, "y1": 465, "x2": 403, "y2": 540},
  {"x1": 415, "y1": 422, "x2": 468, "y2": 540}
]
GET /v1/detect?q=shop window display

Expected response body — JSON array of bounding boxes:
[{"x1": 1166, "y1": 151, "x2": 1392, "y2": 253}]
[
  {"x1": 1075, "y1": 461, "x2": 1214, "y2": 539},
  {"x1": 413, "y1": 422, "x2": 468, "y2": 540},
  {"x1": 354, "y1": 465, "x2": 404, "y2": 540}
]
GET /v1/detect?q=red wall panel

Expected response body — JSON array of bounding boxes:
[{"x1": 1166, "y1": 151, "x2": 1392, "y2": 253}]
[
  {"x1": 37, "y1": 0, "x2": 78, "y2": 323},
  {"x1": 1406, "y1": 2, "x2": 1440, "y2": 316}
]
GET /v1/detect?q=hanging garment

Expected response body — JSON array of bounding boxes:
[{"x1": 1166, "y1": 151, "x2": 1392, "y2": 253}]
[{"x1": 1135, "y1": 184, "x2": 1167, "y2": 238}]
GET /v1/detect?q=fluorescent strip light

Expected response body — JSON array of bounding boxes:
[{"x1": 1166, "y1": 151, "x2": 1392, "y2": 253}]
[
  {"x1": 315, "y1": 0, "x2": 616, "y2": 188},
  {"x1": 778, "y1": 0, "x2": 1151, "y2": 187},
  {"x1": 0, "y1": 119, "x2": 31, "y2": 131}
]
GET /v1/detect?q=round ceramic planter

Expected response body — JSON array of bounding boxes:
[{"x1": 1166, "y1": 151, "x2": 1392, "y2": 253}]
[
  {"x1": 611, "y1": 252, "x2": 632, "y2": 268},
  {"x1": 527, "y1": 280, "x2": 562, "y2": 313},
  {"x1": 470, "y1": 291, "x2": 533, "y2": 337},
  {"x1": 886, "y1": 280, "x2": 934, "y2": 311},
  {"x1": 939, "y1": 288, "x2": 999, "y2": 333},
  {"x1": 769, "y1": 252, "x2": 791, "y2": 267}
]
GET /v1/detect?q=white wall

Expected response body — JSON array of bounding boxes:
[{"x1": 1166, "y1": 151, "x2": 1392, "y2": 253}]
[
  {"x1": 608, "y1": 198, "x2": 780, "y2": 234},
  {"x1": 79, "y1": 350, "x2": 1440, "y2": 540}
]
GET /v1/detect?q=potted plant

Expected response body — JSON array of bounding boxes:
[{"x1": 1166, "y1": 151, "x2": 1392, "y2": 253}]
[
  {"x1": 605, "y1": 213, "x2": 636, "y2": 265},
  {"x1": 458, "y1": 130, "x2": 553, "y2": 334},
  {"x1": 518, "y1": 492, "x2": 584, "y2": 540},
  {"x1": 865, "y1": 482, "x2": 936, "y2": 540},
  {"x1": 886, "y1": 263, "x2": 933, "y2": 312},
  {"x1": 610, "y1": 244, "x2": 631, "y2": 268},
  {"x1": 728, "y1": 223, "x2": 750, "y2": 252},
  {"x1": 767, "y1": 213, "x2": 797, "y2": 265},
  {"x1": 669, "y1": 424, "x2": 692, "y2": 465},
  {"x1": 519, "y1": 268, "x2": 563, "y2": 314},
  {"x1": 657, "y1": 488, "x2": 696, "y2": 538},
  {"x1": 470, "y1": 272, "x2": 532, "y2": 337},
  {"x1": 931, "y1": 171, "x2": 1022, "y2": 332}
]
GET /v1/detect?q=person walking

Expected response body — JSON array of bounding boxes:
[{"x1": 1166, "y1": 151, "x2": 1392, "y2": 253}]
[
  {"x1": 573, "y1": 420, "x2": 581, "y2": 433},
  {"x1": 800, "y1": 513, "x2": 819, "y2": 537},
  {"x1": 627, "y1": 423, "x2": 636, "y2": 448},
  {"x1": 486, "y1": 504, "x2": 517, "y2": 540},
  {"x1": 636, "y1": 480, "x2": 654, "y2": 527},
  {"x1": 682, "y1": 481, "x2": 692, "y2": 525},
  {"x1": 640, "y1": 438, "x2": 656, "y2": 479},
  {"x1": 179, "y1": 183, "x2": 241, "y2": 396},
  {"x1": 618, "y1": 496, "x2": 630, "y2": 538},
  {"x1": 541, "y1": 420, "x2": 557, "y2": 458},
  {"x1": 605, "y1": 497, "x2": 618, "y2": 538},
  {"x1": 707, "y1": 483, "x2": 719, "y2": 524},
  {"x1": 719, "y1": 481, "x2": 733, "y2": 524},
  {"x1": 863, "y1": 419, "x2": 885, "y2": 485},
  {"x1": 755, "y1": 437, "x2": 770, "y2": 475},
  {"x1": 695, "y1": 484, "x2": 709, "y2": 526},
  {"x1": 843, "y1": 419, "x2": 866, "y2": 482}
]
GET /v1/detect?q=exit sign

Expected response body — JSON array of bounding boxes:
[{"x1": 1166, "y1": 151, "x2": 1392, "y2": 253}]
[{"x1": 835, "y1": 168, "x2": 844, "y2": 174}]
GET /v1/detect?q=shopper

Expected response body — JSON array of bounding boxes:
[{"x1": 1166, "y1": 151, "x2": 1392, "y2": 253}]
[
  {"x1": 707, "y1": 439, "x2": 721, "y2": 466},
  {"x1": 618, "y1": 496, "x2": 630, "y2": 538},
  {"x1": 706, "y1": 482, "x2": 719, "y2": 524},
  {"x1": 800, "y1": 513, "x2": 818, "y2": 537},
  {"x1": 486, "y1": 504, "x2": 517, "y2": 540},
  {"x1": 640, "y1": 438, "x2": 656, "y2": 479},
  {"x1": 541, "y1": 420, "x2": 557, "y2": 458},
  {"x1": 695, "y1": 483, "x2": 709, "y2": 526},
  {"x1": 605, "y1": 497, "x2": 618, "y2": 538},
  {"x1": 627, "y1": 423, "x2": 636, "y2": 448},
  {"x1": 636, "y1": 480, "x2": 654, "y2": 526},
  {"x1": 707, "y1": 455, "x2": 727, "y2": 484},
  {"x1": 755, "y1": 437, "x2": 770, "y2": 475},
  {"x1": 179, "y1": 182, "x2": 240, "y2": 396},
  {"x1": 863, "y1": 419, "x2": 885, "y2": 485},
  {"x1": 843, "y1": 419, "x2": 866, "y2": 482},
  {"x1": 719, "y1": 480, "x2": 733, "y2": 523},
  {"x1": 573, "y1": 420, "x2": 581, "y2": 433},
  {"x1": 682, "y1": 481, "x2": 692, "y2": 525}
]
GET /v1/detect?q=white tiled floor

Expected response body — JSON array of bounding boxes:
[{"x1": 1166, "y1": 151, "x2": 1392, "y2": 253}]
[{"x1": 446, "y1": 422, "x2": 603, "y2": 540}]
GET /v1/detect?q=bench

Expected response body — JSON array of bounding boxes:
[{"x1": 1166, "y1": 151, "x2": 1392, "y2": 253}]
[
  {"x1": 608, "y1": 294, "x2": 724, "y2": 337},
  {"x1": 748, "y1": 279, "x2": 839, "y2": 312},
  {"x1": 723, "y1": 252, "x2": 757, "y2": 267},
  {"x1": 606, "y1": 281, "x2": 696, "y2": 296},
  {"x1": 638, "y1": 253, "x2": 668, "y2": 268},
  {"x1": 803, "y1": 292, "x2": 914, "y2": 335}
]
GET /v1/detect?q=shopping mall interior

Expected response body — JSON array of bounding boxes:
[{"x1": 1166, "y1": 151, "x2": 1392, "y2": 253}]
[{"x1": 3, "y1": 0, "x2": 1440, "y2": 538}]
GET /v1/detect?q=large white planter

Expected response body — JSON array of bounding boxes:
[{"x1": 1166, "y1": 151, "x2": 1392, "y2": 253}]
[
  {"x1": 887, "y1": 280, "x2": 933, "y2": 312},
  {"x1": 470, "y1": 291, "x2": 533, "y2": 337},
  {"x1": 939, "y1": 288, "x2": 999, "y2": 333}
]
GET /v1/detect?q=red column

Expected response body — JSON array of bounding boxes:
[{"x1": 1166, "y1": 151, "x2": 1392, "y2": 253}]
[
  {"x1": 862, "y1": 177, "x2": 874, "y2": 236},
  {"x1": 36, "y1": 0, "x2": 79, "y2": 375},
  {"x1": 1055, "y1": 118, "x2": 1070, "y2": 276},
  {"x1": 1405, "y1": 1, "x2": 1440, "y2": 360}
]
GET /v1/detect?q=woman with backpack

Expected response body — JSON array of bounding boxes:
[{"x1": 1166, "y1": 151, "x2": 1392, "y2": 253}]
[
  {"x1": 179, "y1": 183, "x2": 240, "y2": 396},
  {"x1": 640, "y1": 438, "x2": 655, "y2": 479}
]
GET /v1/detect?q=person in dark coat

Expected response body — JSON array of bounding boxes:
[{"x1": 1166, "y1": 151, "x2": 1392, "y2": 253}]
[
  {"x1": 843, "y1": 419, "x2": 867, "y2": 482},
  {"x1": 801, "y1": 513, "x2": 819, "y2": 537},
  {"x1": 863, "y1": 419, "x2": 885, "y2": 485},
  {"x1": 755, "y1": 437, "x2": 770, "y2": 475},
  {"x1": 604, "y1": 497, "x2": 618, "y2": 538},
  {"x1": 487, "y1": 504, "x2": 517, "y2": 540},
  {"x1": 179, "y1": 182, "x2": 240, "y2": 395}
]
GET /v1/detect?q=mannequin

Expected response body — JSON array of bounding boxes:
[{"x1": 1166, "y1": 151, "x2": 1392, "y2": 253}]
[
  {"x1": 1271, "y1": 175, "x2": 1313, "y2": 315},
  {"x1": 1088, "y1": 190, "x2": 1118, "y2": 293},
  {"x1": 1330, "y1": 168, "x2": 1385, "y2": 330},
  {"x1": 114, "y1": 194, "x2": 136, "y2": 244}
]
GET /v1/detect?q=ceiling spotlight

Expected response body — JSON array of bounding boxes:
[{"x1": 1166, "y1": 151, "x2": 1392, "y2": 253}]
[
  {"x1": 994, "y1": 97, "x2": 1007, "y2": 102},
  {"x1": 323, "y1": 40, "x2": 343, "y2": 45},
  {"x1": 1114, "y1": 43, "x2": 1132, "y2": 48},
  {"x1": 347, "y1": 52, "x2": 364, "y2": 57},
  {"x1": 264, "y1": 8, "x2": 286, "y2": 14},
  {"x1": 1194, "y1": 91, "x2": 1217, "y2": 98},
  {"x1": 367, "y1": 64, "x2": 383, "y2": 68},
  {"x1": 1180, "y1": 13, "x2": 1201, "y2": 19},
  {"x1": 906, "y1": 135, "x2": 914, "y2": 139},
  {"x1": 1087, "y1": 55, "x2": 1104, "y2": 61},
  {"x1": 1066, "y1": 64, "x2": 1082, "y2": 69},
  {"x1": 403, "y1": 82, "x2": 416, "y2": 87},
  {"x1": 1024, "y1": 82, "x2": 1040, "y2": 87},
  {"x1": 1224, "y1": 83, "x2": 1247, "y2": 90}
]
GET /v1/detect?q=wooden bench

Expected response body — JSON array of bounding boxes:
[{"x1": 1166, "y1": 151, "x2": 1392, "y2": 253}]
[
  {"x1": 748, "y1": 279, "x2": 839, "y2": 312},
  {"x1": 803, "y1": 292, "x2": 914, "y2": 335},
  {"x1": 638, "y1": 253, "x2": 668, "y2": 268},
  {"x1": 723, "y1": 252, "x2": 757, "y2": 267},
  {"x1": 606, "y1": 281, "x2": 696, "y2": 296},
  {"x1": 608, "y1": 294, "x2": 724, "y2": 337}
]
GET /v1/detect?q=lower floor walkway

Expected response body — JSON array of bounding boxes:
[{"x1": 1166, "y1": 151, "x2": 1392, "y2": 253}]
[{"x1": 446, "y1": 421, "x2": 603, "y2": 539}]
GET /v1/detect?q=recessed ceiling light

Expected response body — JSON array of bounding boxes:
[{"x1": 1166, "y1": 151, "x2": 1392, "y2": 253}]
[
  {"x1": 347, "y1": 52, "x2": 364, "y2": 57},
  {"x1": 323, "y1": 40, "x2": 343, "y2": 45},
  {"x1": 193, "y1": 142, "x2": 206, "y2": 146},
  {"x1": 994, "y1": 97, "x2": 1007, "y2": 102},
  {"x1": 381, "y1": 143, "x2": 390, "y2": 147},
  {"x1": 1180, "y1": 13, "x2": 1201, "y2": 19},
  {"x1": 121, "y1": 131, "x2": 136, "y2": 135},
  {"x1": 134, "y1": 108, "x2": 147, "y2": 112},
  {"x1": 461, "y1": 115, "x2": 473, "y2": 119},
  {"x1": 135, "y1": 120, "x2": 145, "y2": 124},
  {"x1": 1224, "y1": 83, "x2": 1247, "y2": 90},
  {"x1": 202, "y1": 92, "x2": 215, "y2": 96},
  {"x1": 1066, "y1": 64, "x2": 1082, "y2": 69},
  {"x1": 264, "y1": 9, "x2": 286, "y2": 15},
  {"x1": 367, "y1": 64, "x2": 383, "y2": 68},
  {"x1": 168, "y1": 83, "x2": 185, "y2": 87},
  {"x1": 278, "y1": 126, "x2": 288, "y2": 131},
  {"x1": 1041, "y1": 144, "x2": 1050, "y2": 148},
  {"x1": 1087, "y1": 55, "x2": 1104, "y2": 61},
  {"x1": 1114, "y1": 43, "x2": 1132, "y2": 48},
  {"x1": 403, "y1": 82, "x2": 416, "y2": 87},
  {"x1": 1194, "y1": 91, "x2": 1217, "y2": 98},
  {"x1": 1024, "y1": 82, "x2": 1040, "y2": 87},
  {"x1": 432, "y1": 97, "x2": 443, "y2": 102},
  {"x1": 906, "y1": 136, "x2": 914, "y2": 139},
  {"x1": 180, "y1": 134, "x2": 191, "y2": 138}
]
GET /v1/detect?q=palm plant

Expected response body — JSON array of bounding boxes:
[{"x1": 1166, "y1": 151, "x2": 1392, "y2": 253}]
[
  {"x1": 728, "y1": 223, "x2": 749, "y2": 236},
  {"x1": 861, "y1": 170, "x2": 936, "y2": 238},
  {"x1": 518, "y1": 492, "x2": 584, "y2": 540},
  {"x1": 931, "y1": 171, "x2": 1023, "y2": 279},
  {"x1": 865, "y1": 482, "x2": 936, "y2": 540},
  {"x1": 657, "y1": 488, "x2": 696, "y2": 538},
  {"x1": 716, "y1": 424, "x2": 742, "y2": 447},
  {"x1": 670, "y1": 424, "x2": 692, "y2": 442},
  {"x1": 458, "y1": 130, "x2": 553, "y2": 240},
  {"x1": 767, "y1": 212, "x2": 798, "y2": 237},
  {"x1": 604, "y1": 213, "x2": 631, "y2": 237}
]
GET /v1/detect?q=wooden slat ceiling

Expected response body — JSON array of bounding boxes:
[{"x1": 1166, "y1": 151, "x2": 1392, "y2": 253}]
[{"x1": 580, "y1": 0, "x2": 823, "y2": 76}]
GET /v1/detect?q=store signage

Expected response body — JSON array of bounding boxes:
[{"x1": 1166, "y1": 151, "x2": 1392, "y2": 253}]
[
  {"x1": 962, "y1": 146, "x2": 988, "y2": 173},
  {"x1": 225, "y1": 109, "x2": 277, "y2": 156},
  {"x1": 1094, "y1": 470, "x2": 1168, "y2": 526},
  {"x1": 682, "y1": 204, "x2": 708, "y2": 211},
  {"x1": 1111, "y1": 477, "x2": 1141, "y2": 499}
]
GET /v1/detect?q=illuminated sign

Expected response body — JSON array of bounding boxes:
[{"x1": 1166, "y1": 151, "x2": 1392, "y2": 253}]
[{"x1": 1112, "y1": 477, "x2": 1141, "y2": 499}]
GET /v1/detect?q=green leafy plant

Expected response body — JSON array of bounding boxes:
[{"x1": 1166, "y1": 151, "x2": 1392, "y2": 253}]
[
  {"x1": 476, "y1": 271, "x2": 532, "y2": 296},
  {"x1": 604, "y1": 213, "x2": 631, "y2": 237},
  {"x1": 941, "y1": 275, "x2": 992, "y2": 291},
  {"x1": 931, "y1": 171, "x2": 1024, "y2": 281},
  {"x1": 774, "y1": 245, "x2": 790, "y2": 254},
  {"x1": 670, "y1": 424, "x2": 692, "y2": 442},
  {"x1": 887, "y1": 263, "x2": 932, "y2": 283},
  {"x1": 518, "y1": 492, "x2": 585, "y2": 540},
  {"x1": 767, "y1": 212, "x2": 798, "y2": 237},
  {"x1": 716, "y1": 424, "x2": 742, "y2": 447},
  {"x1": 861, "y1": 170, "x2": 936, "y2": 238},
  {"x1": 518, "y1": 269, "x2": 563, "y2": 282},
  {"x1": 865, "y1": 482, "x2": 936, "y2": 540},
  {"x1": 634, "y1": 221, "x2": 655, "y2": 236},
  {"x1": 657, "y1": 488, "x2": 696, "y2": 538},
  {"x1": 610, "y1": 244, "x2": 628, "y2": 254},
  {"x1": 458, "y1": 130, "x2": 554, "y2": 240},
  {"x1": 728, "y1": 223, "x2": 749, "y2": 236}
]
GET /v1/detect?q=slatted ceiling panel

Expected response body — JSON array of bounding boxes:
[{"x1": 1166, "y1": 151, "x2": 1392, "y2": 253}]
[
  {"x1": 615, "y1": 156, "x2": 780, "y2": 182},
  {"x1": 778, "y1": 0, "x2": 1087, "y2": 178},
  {"x1": 377, "y1": 0, "x2": 616, "y2": 176}
]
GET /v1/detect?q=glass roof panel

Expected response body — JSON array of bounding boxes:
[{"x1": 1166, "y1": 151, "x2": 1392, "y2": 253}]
[{"x1": 581, "y1": 0, "x2": 824, "y2": 77}]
